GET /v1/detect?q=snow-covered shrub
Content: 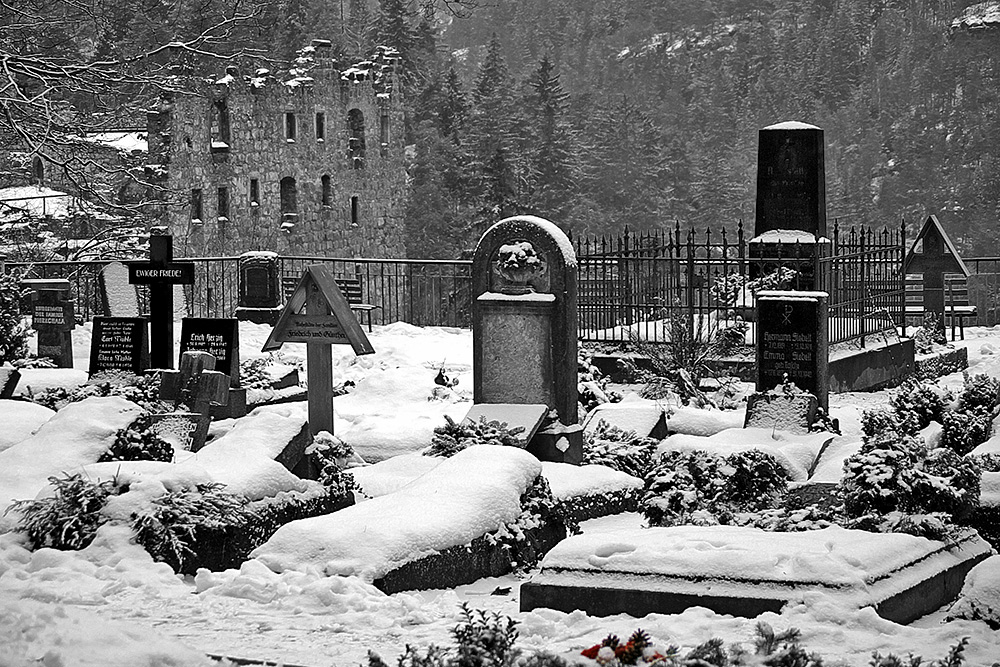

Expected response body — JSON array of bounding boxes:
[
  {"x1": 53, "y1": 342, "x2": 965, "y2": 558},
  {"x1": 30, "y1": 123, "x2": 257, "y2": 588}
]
[
  {"x1": 6, "y1": 473, "x2": 121, "y2": 550},
  {"x1": 0, "y1": 268, "x2": 29, "y2": 364},
  {"x1": 487, "y1": 475, "x2": 576, "y2": 569},
  {"x1": 959, "y1": 372, "x2": 1000, "y2": 414},
  {"x1": 27, "y1": 370, "x2": 162, "y2": 411},
  {"x1": 973, "y1": 452, "x2": 1000, "y2": 473},
  {"x1": 425, "y1": 415, "x2": 525, "y2": 458},
  {"x1": 860, "y1": 407, "x2": 906, "y2": 439},
  {"x1": 913, "y1": 312, "x2": 947, "y2": 353},
  {"x1": 583, "y1": 420, "x2": 658, "y2": 478},
  {"x1": 578, "y1": 350, "x2": 622, "y2": 413},
  {"x1": 642, "y1": 450, "x2": 788, "y2": 527},
  {"x1": 840, "y1": 432, "x2": 980, "y2": 528},
  {"x1": 131, "y1": 483, "x2": 249, "y2": 570},
  {"x1": 942, "y1": 407, "x2": 993, "y2": 456},
  {"x1": 889, "y1": 379, "x2": 950, "y2": 433},
  {"x1": 308, "y1": 431, "x2": 361, "y2": 492},
  {"x1": 99, "y1": 414, "x2": 173, "y2": 463},
  {"x1": 736, "y1": 504, "x2": 838, "y2": 533}
]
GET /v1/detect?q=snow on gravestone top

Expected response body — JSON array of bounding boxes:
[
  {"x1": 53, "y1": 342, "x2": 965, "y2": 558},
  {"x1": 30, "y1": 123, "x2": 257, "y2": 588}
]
[{"x1": 762, "y1": 120, "x2": 821, "y2": 131}]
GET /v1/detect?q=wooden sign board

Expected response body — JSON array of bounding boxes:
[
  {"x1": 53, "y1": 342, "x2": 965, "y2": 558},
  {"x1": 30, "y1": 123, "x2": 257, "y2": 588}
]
[
  {"x1": 89, "y1": 316, "x2": 150, "y2": 376},
  {"x1": 262, "y1": 265, "x2": 374, "y2": 355},
  {"x1": 903, "y1": 215, "x2": 970, "y2": 277}
]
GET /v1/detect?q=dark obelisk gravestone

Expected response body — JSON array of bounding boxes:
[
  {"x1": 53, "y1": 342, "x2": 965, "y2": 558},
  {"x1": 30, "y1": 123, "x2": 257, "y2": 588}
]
[
  {"x1": 128, "y1": 233, "x2": 195, "y2": 369},
  {"x1": 755, "y1": 121, "x2": 827, "y2": 238}
]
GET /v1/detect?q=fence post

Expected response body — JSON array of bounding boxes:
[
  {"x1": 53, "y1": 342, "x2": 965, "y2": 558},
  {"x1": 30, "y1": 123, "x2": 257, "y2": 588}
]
[
  {"x1": 686, "y1": 228, "x2": 695, "y2": 341},
  {"x1": 899, "y1": 216, "x2": 907, "y2": 339}
]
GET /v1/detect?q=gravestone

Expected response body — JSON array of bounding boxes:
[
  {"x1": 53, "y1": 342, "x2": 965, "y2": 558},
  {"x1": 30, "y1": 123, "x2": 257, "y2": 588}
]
[
  {"x1": 98, "y1": 261, "x2": 140, "y2": 317},
  {"x1": 235, "y1": 252, "x2": 282, "y2": 324},
  {"x1": 128, "y1": 233, "x2": 195, "y2": 369},
  {"x1": 262, "y1": 265, "x2": 375, "y2": 436},
  {"x1": 23, "y1": 279, "x2": 75, "y2": 367},
  {"x1": 903, "y1": 215, "x2": 971, "y2": 342},
  {"x1": 753, "y1": 290, "x2": 829, "y2": 416},
  {"x1": 471, "y1": 215, "x2": 582, "y2": 464},
  {"x1": 750, "y1": 121, "x2": 831, "y2": 291},
  {"x1": 157, "y1": 350, "x2": 230, "y2": 451},
  {"x1": 180, "y1": 317, "x2": 246, "y2": 417},
  {"x1": 89, "y1": 317, "x2": 150, "y2": 376}
]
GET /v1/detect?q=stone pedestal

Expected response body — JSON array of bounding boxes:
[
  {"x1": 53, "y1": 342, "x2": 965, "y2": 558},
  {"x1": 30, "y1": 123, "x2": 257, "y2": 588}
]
[
  {"x1": 235, "y1": 251, "x2": 281, "y2": 324},
  {"x1": 477, "y1": 293, "x2": 556, "y2": 407}
]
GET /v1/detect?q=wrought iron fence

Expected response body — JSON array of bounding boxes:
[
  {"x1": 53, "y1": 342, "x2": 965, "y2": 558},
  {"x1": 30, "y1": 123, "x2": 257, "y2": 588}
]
[{"x1": 0, "y1": 220, "x2": 915, "y2": 348}]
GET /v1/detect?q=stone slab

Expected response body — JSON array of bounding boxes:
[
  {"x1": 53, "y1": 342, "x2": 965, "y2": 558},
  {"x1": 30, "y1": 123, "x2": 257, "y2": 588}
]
[
  {"x1": 520, "y1": 526, "x2": 992, "y2": 624},
  {"x1": 583, "y1": 401, "x2": 668, "y2": 439},
  {"x1": 744, "y1": 392, "x2": 818, "y2": 434},
  {"x1": 463, "y1": 403, "x2": 548, "y2": 444}
]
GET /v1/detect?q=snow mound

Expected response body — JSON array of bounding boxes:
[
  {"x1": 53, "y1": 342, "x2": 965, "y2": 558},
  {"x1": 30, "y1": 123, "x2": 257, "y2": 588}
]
[
  {"x1": 541, "y1": 462, "x2": 643, "y2": 500},
  {"x1": 665, "y1": 406, "x2": 745, "y2": 437},
  {"x1": 0, "y1": 397, "x2": 144, "y2": 527},
  {"x1": 947, "y1": 554, "x2": 1000, "y2": 627},
  {"x1": 584, "y1": 398, "x2": 667, "y2": 437},
  {"x1": 350, "y1": 452, "x2": 441, "y2": 498},
  {"x1": 253, "y1": 446, "x2": 541, "y2": 581},
  {"x1": 0, "y1": 399, "x2": 54, "y2": 452}
]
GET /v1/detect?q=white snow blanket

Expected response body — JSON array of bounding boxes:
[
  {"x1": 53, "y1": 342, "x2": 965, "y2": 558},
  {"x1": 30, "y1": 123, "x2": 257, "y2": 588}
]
[
  {"x1": 0, "y1": 399, "x2": 54, "y2": 452},
  {"x1": 0, "y1": 397, "x2": 143, "y2": 528},
  {"x1": 541, "y1": 462, "x2": 642, "y2": 500},
  {"x1": 948, "y1": 554, "x2": 1000, "y2": 626},
  {"x1": 253, "y1": 445, "x2": 541, "y2": 580}
]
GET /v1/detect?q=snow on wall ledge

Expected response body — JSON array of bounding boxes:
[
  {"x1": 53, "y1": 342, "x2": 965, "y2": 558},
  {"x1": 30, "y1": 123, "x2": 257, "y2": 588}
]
[{"x1": 252, "y1": 446, "x2": 541, "y2": 581}]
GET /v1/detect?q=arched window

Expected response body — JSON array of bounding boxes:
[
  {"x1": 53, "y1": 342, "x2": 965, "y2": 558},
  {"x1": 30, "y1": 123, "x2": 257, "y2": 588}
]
[
  {"x1": 351, "y1": 196, "x2": 359, "y2": 226},
  {"x1": 321, "y1": 174, "x2": 331, "y2": 206},
  {"x1": 280, "y1": 177, "x2": 297, "y2": 216},
  {"x1": 30, "y1": 156, "x2": 44, "y2": 185},
  {"x1": 347, "y1": 109, "x2": 366, "y2": 169},
  {"x1": 210, "y1": 100, "x2": 230, "y2": 151},
  {"x1": 379, "y1": 111, "x2": 389, "y2": 156}
]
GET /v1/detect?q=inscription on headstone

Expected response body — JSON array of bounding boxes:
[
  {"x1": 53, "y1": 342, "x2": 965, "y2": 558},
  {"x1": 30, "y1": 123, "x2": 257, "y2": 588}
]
[
  {"x1": 180, "y1": 318, "x2": 239, "y2": 384},
  {"x1": 755, "y1": 121, "x2": 826, "y2": 238},
  {"x1": 89, "y1": 317, "x2": 150, "y2": 376},
  {"x1": 25, "y1": 281, "x2": 75, "y2": 368},
  {"x1": 756, "y1": 291, "x2": 828, "y2": 411}
]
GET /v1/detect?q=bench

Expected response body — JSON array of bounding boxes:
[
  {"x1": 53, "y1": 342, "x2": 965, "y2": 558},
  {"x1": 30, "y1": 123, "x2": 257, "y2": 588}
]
[
  {"x1": 281, "y1": 275, "x2": 379, "y2": 331},
  {"x1": 904, "y1": 276, "x2": 977, "y2": 341}
]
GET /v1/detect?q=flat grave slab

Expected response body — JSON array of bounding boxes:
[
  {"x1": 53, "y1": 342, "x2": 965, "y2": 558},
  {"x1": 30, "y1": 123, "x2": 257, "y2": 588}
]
[
  {"x1": 520, "y1": 525, "x2": 991, "y2": 624},
  {"x1": 583, "y1": 399, "x2": 668, "y2": 439},
  {"x1": 463, "y1": 403, "x2": 548, "y2": 443}
]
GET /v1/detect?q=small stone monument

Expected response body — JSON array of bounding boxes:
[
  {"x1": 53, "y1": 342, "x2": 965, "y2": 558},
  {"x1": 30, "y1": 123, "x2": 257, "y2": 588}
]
[
  {"x1": 98, "y1": 261, "x2": 140, "y2": 317},
  {"x1": 155, "y1": 350, "x2": 231, "y2": 451},
  {"x1": 23, "y1": 279, "x2": 75, "y2": 367},
  {"x1": 471, "y1": 215, "x2": 582, "y2": 464},
  {"x1": 235, "y1": 252, "x2": 282, "y2": 324},
  {"x1": 746, "y1": 290, "x2": 829, "y2": 431},
  {"x1": 750, "y1": 121, "x2": 831, "y2": 290}
]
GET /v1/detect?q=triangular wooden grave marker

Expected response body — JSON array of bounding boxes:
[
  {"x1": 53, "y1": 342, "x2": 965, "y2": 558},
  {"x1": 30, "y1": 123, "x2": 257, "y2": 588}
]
[
  {"x1": 262, "y1": 265, "x2": 375, "y2": 355},
  {"x1": 903, "y1": 215, "x2": 970, "y2": 277}
]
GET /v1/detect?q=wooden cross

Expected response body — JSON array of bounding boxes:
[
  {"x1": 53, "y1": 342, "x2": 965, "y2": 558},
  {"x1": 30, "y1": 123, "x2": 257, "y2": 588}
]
[{"x1": 128, "y1": 233, "x2": 195, "y2": 369}]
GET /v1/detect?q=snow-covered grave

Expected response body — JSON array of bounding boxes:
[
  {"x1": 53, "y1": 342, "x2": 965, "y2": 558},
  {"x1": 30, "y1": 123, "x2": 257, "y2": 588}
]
[
  {"x1": 2, "y1": 319, "x2": 1000, "y2": 665},
  {"x1": 521, "y1": 523, "x2": 992, "y2": 624}
]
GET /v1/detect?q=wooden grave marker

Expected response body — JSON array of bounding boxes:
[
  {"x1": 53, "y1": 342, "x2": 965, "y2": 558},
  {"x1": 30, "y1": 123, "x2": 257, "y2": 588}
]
[
  {"x1": 262, "y1": 265, "x2": 374, "y2": 435},
  {"x1": 903, "y1": 215, "x2": 971, "y2": 341},
  {"x1": 128, "y1": 233, "x2": 195, "y2": 369}
]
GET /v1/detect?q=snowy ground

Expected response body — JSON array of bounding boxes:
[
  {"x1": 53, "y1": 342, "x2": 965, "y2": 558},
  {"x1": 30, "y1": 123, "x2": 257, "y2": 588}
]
[{"x1": 3, "y1": 322, "x2": 1000, "y2": 665}]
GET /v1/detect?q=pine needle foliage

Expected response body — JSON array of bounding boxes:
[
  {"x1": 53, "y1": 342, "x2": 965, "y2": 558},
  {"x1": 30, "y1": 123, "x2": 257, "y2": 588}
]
[
  {"x1": 6, "y1": 473, "x2": 120, "y2": 550},
  {"x1": 426, "y1": 415, "x2": 525, "y2": 458}
]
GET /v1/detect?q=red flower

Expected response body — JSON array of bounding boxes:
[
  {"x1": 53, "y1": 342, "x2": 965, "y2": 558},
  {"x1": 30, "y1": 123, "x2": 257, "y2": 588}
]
[{"x1": 581, "y1": 644, "x2": 601, "y2": 659}]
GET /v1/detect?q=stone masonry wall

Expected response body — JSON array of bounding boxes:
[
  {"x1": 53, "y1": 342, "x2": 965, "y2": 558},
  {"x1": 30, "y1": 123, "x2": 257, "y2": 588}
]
[{"x1": 147, "y1": 43, "x2": 406, "y2": 259}]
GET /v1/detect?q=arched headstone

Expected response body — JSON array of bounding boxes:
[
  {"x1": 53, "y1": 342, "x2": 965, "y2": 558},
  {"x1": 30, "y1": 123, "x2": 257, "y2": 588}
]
[{"x1": 471, "y1": 216, "x2": 581, "y2": 463}]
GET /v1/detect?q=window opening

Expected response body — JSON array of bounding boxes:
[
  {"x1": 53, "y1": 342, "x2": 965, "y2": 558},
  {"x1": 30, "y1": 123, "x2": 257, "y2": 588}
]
[
  {"x1": 351, "y1": 196, "x2": 359, "y2": 226},
  {"x1": 316, "y1": 112, "x2": 326, "y2": 142},
  {"x1": 250, "y1": 178, "x2": 260, "y2": 206},
  {"x1": 191, "y1": 189, "x2": 203, "y2": 221},
  {"x1": 211, "y1": 100, "x2": 230, "y2": 151},
  {"x1": 30, "y1": 156, "x2": 44, "y2": 185},
  {"x1": 379, "y1": 112, "x2": 389, "y2": 156},
  {"x1": 321, "y1": 175, "x2": 331, "y2": 206},
  {"x1": 347, "y1": 108, "x2": 366, "y2": 169},
  {"x1": 217, "y1": 186, "x2": 230, "y2": 220},
  {"x1": 280, "y1": 177, "x2": 298, "y2": 214},
  {"x1": 284, "y1": 112, "x2": 296, "y2": 141}
]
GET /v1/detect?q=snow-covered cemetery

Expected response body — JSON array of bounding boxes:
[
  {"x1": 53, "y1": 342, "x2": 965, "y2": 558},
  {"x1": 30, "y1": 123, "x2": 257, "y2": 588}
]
[{"x1": 4, "y1": 1, "x2": 1000, "y2": 666}]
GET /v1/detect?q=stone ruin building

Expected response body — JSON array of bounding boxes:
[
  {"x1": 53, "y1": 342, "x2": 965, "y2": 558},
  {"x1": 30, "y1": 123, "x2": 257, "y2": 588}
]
[{"x1": 145, "y1": 41, "x2": 407, "y2": 258}]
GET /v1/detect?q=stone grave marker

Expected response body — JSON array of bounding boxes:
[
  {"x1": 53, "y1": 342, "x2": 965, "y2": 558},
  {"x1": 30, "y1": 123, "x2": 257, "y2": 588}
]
[
  {"x1": 89, "y1": 317, "x2": 150, "y2": 376},
  {"x1": 262, "y1": 265, "x2": 375, "y2": 436},
  {"x1": 23, "y1": 279, "x2": 75, "y2": 367},
  {"x1": 462, "y1": 403, "x2": 549, "y2": 444},
  {"x1": 98, "y1": 261, "x2": 140, "y2": 317},
  {"x1": 148, "y1": 413, "x2": 202, "y2": 453},
  {"x1": 180, "y1": 317, "x2": 246, "y2": 417},
  {"x1": 471, "y1": 215, "x2": 582, "y2": 464},
  {"x1": 128, "y1": 232, "x2": 195, "y2": 369},
  {"x1": 235, "y1": 251, "x2": 282, "y2": 324},
  {"x1": 0, "y1": 367, "x2": 20, "y2": 399},
  {"x1": 755, "y1": 121, "x2": 827, "y2": 238},
  {"x1": 751, "y1": 290, "x2": 829, "y2": 426},
  {"x1": 156, "y1": 350, "x2": 230, "y2": 451},
  {"x1": 903, "y1": 215, "x2": 971, "y2": 342}
]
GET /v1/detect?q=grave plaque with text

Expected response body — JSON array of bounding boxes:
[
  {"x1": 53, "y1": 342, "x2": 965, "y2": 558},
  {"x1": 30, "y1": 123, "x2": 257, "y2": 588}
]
[
  {"x1": 180, "y1": 318, "x2": 240, "y2": 384},
  {"x1": 756, "y1": 290, "x2": 828, "y2": 411},
  {"x1": 755, "y1": 122, "x2": 826, "y2": 238},
  {"x1": 89, "y1": 317, "x2": 150, "y2": 376}
]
